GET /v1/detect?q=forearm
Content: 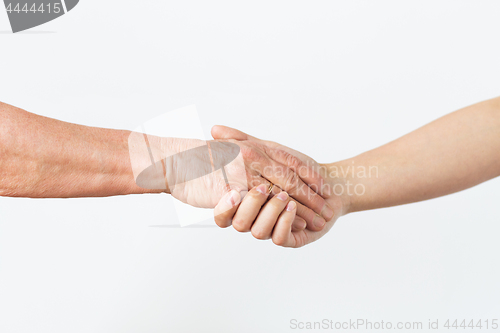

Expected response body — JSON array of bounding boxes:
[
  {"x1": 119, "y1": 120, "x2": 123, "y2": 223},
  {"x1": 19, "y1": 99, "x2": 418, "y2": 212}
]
[
  {"x1": 0, "y1": 102, "x2": 161, "y2": 198},
  {"x1": 328, "y1": 96, "x2": 500, "y2": 213}
]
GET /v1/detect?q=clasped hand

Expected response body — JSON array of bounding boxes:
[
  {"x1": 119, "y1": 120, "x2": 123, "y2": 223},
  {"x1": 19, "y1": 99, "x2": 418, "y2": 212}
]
[{"x1": 130, "y1": 125, "x2": 343, "y2": 248}]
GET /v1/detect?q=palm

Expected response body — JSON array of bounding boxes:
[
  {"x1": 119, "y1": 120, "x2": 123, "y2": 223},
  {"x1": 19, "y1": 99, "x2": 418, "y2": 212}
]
[
  {"x1": 130, "y1": 136, "x2": 249, "y2": 208},
  {"x1": 169, "y1": 149, "x2": 248, "y2": 208}
]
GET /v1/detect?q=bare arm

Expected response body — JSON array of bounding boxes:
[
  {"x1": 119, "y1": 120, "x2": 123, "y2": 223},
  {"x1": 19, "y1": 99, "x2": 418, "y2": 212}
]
[
  {"x1": 0, "y1": 102, "x2": 329, "y2": 230},
  {"x1": 0, "y1": 101, "x2": 157, "y2": 198},
  {"x1": 331, "y1": 96, "x2": 500, "y2": 213},
  {"x1": 211, "y1": 97, "x2": 500, "y2": 247}
]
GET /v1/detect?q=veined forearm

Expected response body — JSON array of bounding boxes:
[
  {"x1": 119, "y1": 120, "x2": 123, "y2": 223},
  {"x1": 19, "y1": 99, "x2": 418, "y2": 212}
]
[
  {"x1": 329, "y1": 97, "x2": 500, "y2": 214},
  {"x1": 0, "y1": 102, "x2": 158, "y2": 198}
]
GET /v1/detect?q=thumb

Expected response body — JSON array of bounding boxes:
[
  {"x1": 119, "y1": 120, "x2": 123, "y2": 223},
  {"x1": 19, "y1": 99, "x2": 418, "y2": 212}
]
[{"x1": 211, "y1": 125, "x2": 260, "y2": 142}]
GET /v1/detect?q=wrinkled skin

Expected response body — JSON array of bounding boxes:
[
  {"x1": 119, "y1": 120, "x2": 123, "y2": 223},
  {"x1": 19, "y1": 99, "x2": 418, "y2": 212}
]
[
  {"x1": 129, "y1": 133, "x2": 330, "y2": 228},
  {"x1": 212, "y1": 125, "x2": 348, "y2": 248}
]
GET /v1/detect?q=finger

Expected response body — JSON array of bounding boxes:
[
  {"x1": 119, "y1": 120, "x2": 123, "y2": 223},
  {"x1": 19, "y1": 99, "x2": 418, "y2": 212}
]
[
  {"x1": 211, "y1": 125, "x2": 262, "y2": 143},
  {"x1": 292, "y1": 198, "x2": 326, "y2": 232},
  {"x1": 258, "y1": 171, "x2": 326, "y2": 231},
  {"x1": 232, "y1": 184, "x2": 270, "y2": 232},
  {"x1": 212, "y1": 126, "x2": 332, "y2": 200},
  {"x1": 272, "y1": 201, "x2": 297, "y2": 247},
  {"x1": 258, "y1": 161, "x2": 334, "y2": 222},
  {"x1": 267, "y1": 187, "x2": 310, "y2": 235},
  {"x1": 291, "y1": 216, "x2": 307, "y2": 232},
  {"x1": 214, "y1": 190, "x2": 242, "y2": 228},
  {"x1": 258, "y1": 176, "x2": 309, "y2": 232},
  {"x1": 251, "y1": 191, "x2": 289, "y2": 240},
  {"x1": 266, "y1": 181, "x2": 325, "y2": 232},
  {"x1": 263, "y1": 147, "x2": 325, "y2": 195}
]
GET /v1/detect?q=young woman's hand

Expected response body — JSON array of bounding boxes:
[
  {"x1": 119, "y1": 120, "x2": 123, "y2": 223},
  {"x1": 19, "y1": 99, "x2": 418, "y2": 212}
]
[{"x1": 211, "y1": 126, "x2": 348, "y2": 248}]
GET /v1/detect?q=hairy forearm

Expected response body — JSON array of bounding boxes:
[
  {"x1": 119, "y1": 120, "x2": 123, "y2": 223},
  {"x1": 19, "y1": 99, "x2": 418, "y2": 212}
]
[
  {"x1": 328, "y1": 96, "x2": 500, "y2": 214},
  {"x1": 0, "y1": 102, "x2": 160, "y2": 198}
]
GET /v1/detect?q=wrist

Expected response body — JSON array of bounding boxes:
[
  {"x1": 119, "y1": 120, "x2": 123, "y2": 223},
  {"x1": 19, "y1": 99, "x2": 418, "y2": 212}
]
[
  {"x1": 126, "y1": 132, "x2": 206, "y2": 195},
  {"x1": 321, "y1": 162, "x2": 354, "y2": 216},
  {"x1": 323, "y1": 155, "x2": 380, "y2": 214},
  {"x1": 102, "y1": 129, "x2": 164, "y2": 196},
  {"x1": 123, "y1": 131, "x2": 174, "y2": 195}
]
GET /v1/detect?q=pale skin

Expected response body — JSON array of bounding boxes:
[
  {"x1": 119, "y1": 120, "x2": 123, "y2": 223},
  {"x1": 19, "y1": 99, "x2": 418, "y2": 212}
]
[
  {"x1": 2, "y1": 97, "x2": 499, "y2": 248},
  {"x1": 213, "y1": 96, "x2": 500, "y2": 248},
  {"x1": 0, "y1": 101, "x2": 332, "y2": 231}
]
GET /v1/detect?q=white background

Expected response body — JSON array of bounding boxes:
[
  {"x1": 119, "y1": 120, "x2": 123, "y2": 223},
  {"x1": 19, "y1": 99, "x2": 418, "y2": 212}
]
[{"x1": 1, "y1": 1, "x2": 500, "y2": 332}]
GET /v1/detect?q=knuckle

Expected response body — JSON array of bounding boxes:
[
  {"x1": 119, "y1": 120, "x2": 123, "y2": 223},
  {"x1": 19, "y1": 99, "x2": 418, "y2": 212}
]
[
  {"x1": 284, "y1": 170, "x2": 300, "y2": 192},
  {"x1": 241, "y1": 146, "x2": 262, "y2": 162},
  {"x1": 251, "y1": 228, "x2": 269, "y2": 240},
  {"x1": 272, "y1": 235, "x2": 286, "y2": 246},
  {"x1": 285, "y1": 152, "x2": 301, "y2": 169},
  {"x1": 214, "y1": 216, "x2": 226, "y2": 228},
  {"x1": 232, "y1": 220, "x2": 250, "y2": 232},
  {"x1": 273, "y1": 149, "x2": 287, "y2": 161}
]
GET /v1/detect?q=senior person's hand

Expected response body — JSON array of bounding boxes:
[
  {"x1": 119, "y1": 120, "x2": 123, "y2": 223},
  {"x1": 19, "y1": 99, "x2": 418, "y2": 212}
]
[
  {"x1": 128, "y1": 133, "x2": 334, "y2": 229},
  {"x1": 211, "y1": 126, "x2": 348, "y2": 248},
  {"x1": 0, "y1": 100, "x2": 332, "y2": 232}
]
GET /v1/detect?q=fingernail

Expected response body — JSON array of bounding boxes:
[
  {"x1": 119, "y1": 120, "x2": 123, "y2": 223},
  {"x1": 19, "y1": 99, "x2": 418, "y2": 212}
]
[
  {"x1": 225, "y1": 190, "x2": 241, "y2": 207},
  {"x1": 286, "y1": 201, "x2": 296, "y2": 211},
  {"x1": 321, "y1": 203, "x2": 334, "y2": 221},
  {"x1": 277, "y1": 192, "x2": 289, "y2": 201},
  {"x1": 313, "y1": 214, "x2": 326, "y2": 229},
  {"x1": 292, "y1": 217, "x2": 306, "y2": 231},
  {"x1": 256, "y1": 184, "x2": 267, "y2": 195}
]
